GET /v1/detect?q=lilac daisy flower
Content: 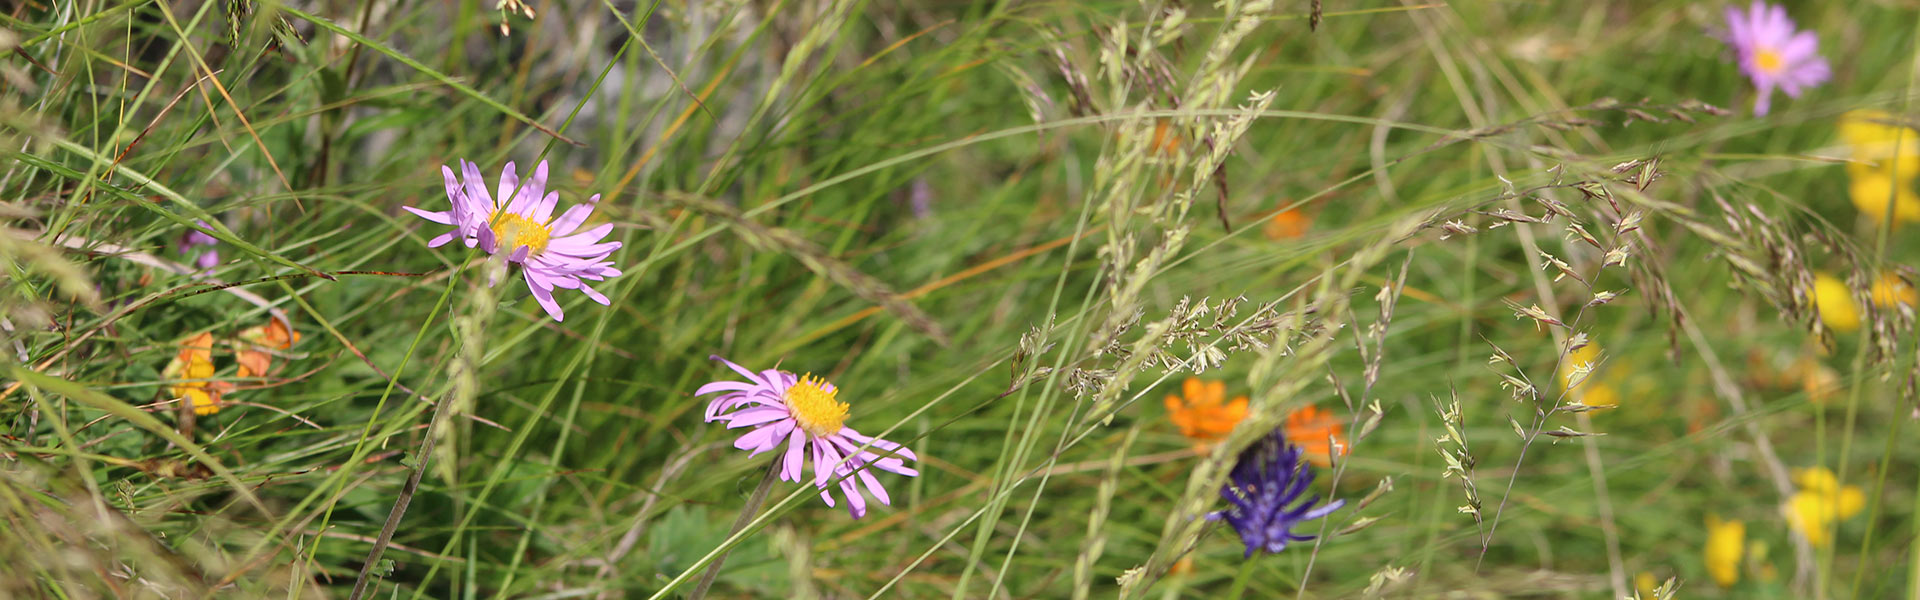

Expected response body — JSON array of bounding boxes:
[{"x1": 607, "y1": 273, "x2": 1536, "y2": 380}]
[
  {"x1": 177, "y1": 220, "x2": 220, "y2": 270},
  {"x1": 1723, "y1": 1, "x2": 1830, "y2": 116},
  {"x1": 404, "y1": 160, "x2": 622, "y2": 321},
  {"x1": 696, "y1": 355, "x2": 920, "y2": 519},
  {"x1": 1208, "y1": 427, "x2": 1344, "y2": 556}
]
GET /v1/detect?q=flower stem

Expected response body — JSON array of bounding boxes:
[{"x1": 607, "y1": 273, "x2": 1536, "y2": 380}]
[
  {"x1": 1226, "y1": 555, "x2": 1258, "y2": 600},
  {"x1": 687, "y1": 464, "x2": 780, "y2": 600}
]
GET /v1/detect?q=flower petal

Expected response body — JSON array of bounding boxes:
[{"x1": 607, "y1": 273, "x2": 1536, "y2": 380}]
[
  {"x1": 855, "y1": 467, "x2": 890, "y2": 507},
  {"x1": 839, "y1": 477, "x2": 866, "y2": 518},
  {"x1": 695, "y1": 380, "x2": 758, "y2": 397},
  {"x1": 725, "y1": 406, "x2": 792, "y2": 429},
  {"x1": 404, "y1": 206, "x2": 454, "y2": 225},
  {"x1": 527, "y1": 272, "x2": 565, "y2": 321},
  {"x1": 782, "y1": 427, "x2": 808, "y2": 482},
  {"x1": 733, "y1": 423, "x2": 787, "y2": 455},
  {"x1": 812, "y1": 440, "x2": 839, "y2": 488}
]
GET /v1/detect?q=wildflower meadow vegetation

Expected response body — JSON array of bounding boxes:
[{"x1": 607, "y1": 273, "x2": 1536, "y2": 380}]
[{"x1": 4, "y1": 0, "x2": 1920, "y2": 598}]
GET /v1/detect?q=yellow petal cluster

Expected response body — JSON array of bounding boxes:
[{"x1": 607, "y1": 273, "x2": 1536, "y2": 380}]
[
  {"x1": 1870, "y1": 272, "x2": 1917, "y2": 308},
  {"x1": 160, "y1": 332, "x2": 228, "y2": 416},
  {"x1": 1781, "y1": 466, "x2": 1866, "y2": 547},
  {"x1": 1811, "y1": 272, "x2": 1860, "y2": 333},
  {"x1": 1840, "y1": 111, "x2": 1920, "y2": 227},
  {"x1": 1704, "y1": 514, "x2": 1745, "y2": 587},
  {"x1": 1558, "y1": 342, "x2": 1621, "y2": 408}
]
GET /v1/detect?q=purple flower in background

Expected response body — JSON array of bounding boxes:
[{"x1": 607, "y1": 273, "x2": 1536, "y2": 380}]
[
  {"x1": 697, "y1": 355, "x2": 919, "y2": 518},
  {"x1": 177, "y1": 220, "x2": 219, "y2": 270},
  {"x1": 1722, "y1": 1, "x2": 1830, "y2": 116},
  {"x1": 1208, "y1": 427, "x2": 1344, "y2": 556},
  {"x1": 405, "y1": 160, "x2": 622, "y2": 321}
]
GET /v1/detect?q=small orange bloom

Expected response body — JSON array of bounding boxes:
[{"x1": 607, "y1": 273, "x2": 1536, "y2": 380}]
[
  {"x1": 235, "y1": 315, "x2": 300, "y2": 378},
  {"x1": 161, "y1": 332, "x2": 229, "y2": 415},
  {"x1": 1786, "y1": 356, "x2": 1842, "y2": 404},
  {"x1": 1167, "y1": 556, "x2": 1195, "y2": 577},
  {"x1": 1284, "y1": 404, "x2": 1349, "y2": 466},
  {"x1": 1150, "y1": 119, "x2": 1182, "y2": 157},
  {"x1": 1165, "y1": 377, "x2": 1248, "y2": 452},
  {"x1": 1263, "y1": 208, "x2": 1311, "y2": 240}
]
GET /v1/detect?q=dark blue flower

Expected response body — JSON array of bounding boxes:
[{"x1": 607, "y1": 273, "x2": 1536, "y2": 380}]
[{"x1": 1208, "y1": 427, "x2": 1344, "y2": 556}]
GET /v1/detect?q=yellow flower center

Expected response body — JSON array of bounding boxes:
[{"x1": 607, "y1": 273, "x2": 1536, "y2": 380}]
[
  {"x1": 1755, "y1": 48, "x2": 1784, "y2": 74},
  {"x1": 491, "y1": 213, "x2": 551, "y2": 256},
  {"x1": 786, "y1": 374, "x2": 849, "y2": 437}
]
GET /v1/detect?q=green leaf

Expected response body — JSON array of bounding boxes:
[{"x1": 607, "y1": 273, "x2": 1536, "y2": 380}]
[{"x1": 279, "y1": 7, "x2": 584, "y2": 147}]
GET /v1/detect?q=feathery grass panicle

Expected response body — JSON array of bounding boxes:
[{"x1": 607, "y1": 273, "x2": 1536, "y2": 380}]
[
  {"x1": 1071, "y1": 425, "x2": 1138, "y2": 600},
  {"x1": 1434, "y1": 387, "x2": 1483, "y2": 525}
]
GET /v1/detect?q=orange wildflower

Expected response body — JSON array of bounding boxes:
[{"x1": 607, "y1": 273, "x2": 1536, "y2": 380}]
[
  {"x1": 1284, "y1": 404, "x2": 1349, "y2": 466},
  {"x1": 1164, "y1": 377, "x2": 1247, "y2": 452},
  {"x1": 235, "y1": 315, "x2": 300, "y2": 378},
  {"x1": 161, "y1": 332, "x2": 229, "y2": 415},
  {"x1": 1167, "y1": 556, "x2": 1194, "y2": 577},
  {"x1": 1263, "y1": 208, "x2": 1311, "y2": 240},
  {"x1": 1150, "y1": 119, "x2": 1183, "y2": 157},
  {"x1": 1786, "y1": 356, "x2": 1842, "y2": 404}
]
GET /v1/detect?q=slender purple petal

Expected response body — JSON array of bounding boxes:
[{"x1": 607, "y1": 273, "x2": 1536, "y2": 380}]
[
  {"x1": 782, "y1": 427, "x2": 807, "y2": 482},
  {"x1": 839, "y1": 477, "x2": 866, "y2": 518}
]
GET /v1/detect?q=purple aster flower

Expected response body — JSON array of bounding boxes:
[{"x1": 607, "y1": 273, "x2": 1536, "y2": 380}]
[
  {"x1": 177, "y1": 220, "x2": 220, "y2": 270},
  {"x1": 404, "y1": 160, "x2": 622, "y2": 322},
  {"x1": 1208, "y1": 427, "x2": 1344, "y2": 557},
  {"x1": 696, "y1": 355, "x2": 919, "y2": 519},
  {"x1": 1722, "y1": 1, "x2": 1830, "y2": 116}
]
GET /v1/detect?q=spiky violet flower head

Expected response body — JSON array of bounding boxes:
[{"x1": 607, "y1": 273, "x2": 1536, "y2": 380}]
[
  {"x1": 177, "y1": 220, "x2": 219, "y2": 270},
  {"x1": 1208, "y1": 427, "x2": 1344, "y2": 557},
  {"x1": 697, "y1": 355, "x2": 919, "y2": 518},
  {"x1": 1722, "y1": 1, "x2": 1829, "y2": 116},
  {"x1": 405, "y1": 160, "x2": 621, "y2": 321}
]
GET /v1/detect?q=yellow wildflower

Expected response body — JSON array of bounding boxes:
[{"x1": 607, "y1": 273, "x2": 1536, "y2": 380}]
[
  {"x1": 1164, "y1": 378, "x2": 1248, "y2": 452},
  {"x1": 1559, "y1": 342, "x2": 1601, "y2": 388},
  {"x1": 1870, "y1": 272, "x2": 1917, "y2": 308},
  {"x1": 1841, "y1": 112, "x2": 1920, "y2": 226},
  {"x1": 1782, "y1": 466, "x2": 1866, "y2": 547},
  {"x1": 160, "y1": 332, "x2": 228, "y2": 416},
  {"x1": 1840, "y1": 110, "x2": 1920, "y2": 180},
  {"x1": 1633, "y1": 572, "x2": 1659, "y2": 598},
  {"x1": 1811, "y1": 273, "x2": 1860, "y2": 333},
  {"x1": 1633, "y1": 572, "x2": 1676, "y2": 600},
  {"x1": 1704, "y1": 514, "x2": 1745, "y2": 587},
  {"x1": 1578, "y1": 381, "x2": 1620, "y2": 408},
  {"x1": 1847, "y1": 171, "x2": 1920, "y2": 226},
  {"x1": 1556, "y1": 342, "x2": 1628, "y2": 408}
]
